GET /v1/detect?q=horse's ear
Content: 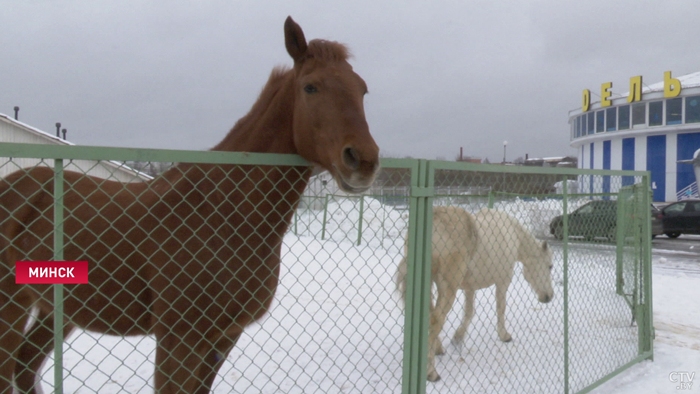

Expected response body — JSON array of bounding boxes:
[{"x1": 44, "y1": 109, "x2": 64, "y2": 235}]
[{"x1": 284, "y1": 16, "x2": 308, "y2": 63}]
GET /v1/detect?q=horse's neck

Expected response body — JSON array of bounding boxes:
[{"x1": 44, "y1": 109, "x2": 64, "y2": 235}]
[
  {"x1": 513, "y1": 222, "x2": 532, "y2": 261},
  {"x1": 151, "y1": 68, "x2": 310, "y2": 231},
  {"x1": 212, "y1": 70, "x2": 297, "y2": 155}
]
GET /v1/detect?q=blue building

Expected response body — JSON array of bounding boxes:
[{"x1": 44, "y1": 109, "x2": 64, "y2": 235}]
[{"x1": 569, "y1": 71, "x2": 700, "y2": 202}]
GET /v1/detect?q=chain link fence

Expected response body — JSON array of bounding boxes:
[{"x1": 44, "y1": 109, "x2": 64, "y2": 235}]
[{"x1": 0, "y1": 144, "x2": 652, "y2": 393}]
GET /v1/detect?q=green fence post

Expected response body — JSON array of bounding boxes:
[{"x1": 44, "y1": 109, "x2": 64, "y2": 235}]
[
  {"x1": 562, "y1": 176, "x2": 570, "y2": 394},
  {"x1": 487, "y1": 190, "x2": 494, "y2": 208},
  {"x1": 357, "y1": 195, "x2": 364, "y2": 246},
  {"x1": 293, "y1": 210, "x2": 298, "y2": 235},
  {"x1": 53, "y1": 159, "x2": 65, "y2": 394},
  {"x1": 321, "y1": 194, "x2": 330, "y2": 240},
  {"x1": 615, "y1": 186, "x2": 631, "y2": 296},
  {"x1": 401, "y1": 159, "x2": 432, "y2": 394},
  {"x1": 639, "y1": 175, "x2": 654, "y2": 359}
]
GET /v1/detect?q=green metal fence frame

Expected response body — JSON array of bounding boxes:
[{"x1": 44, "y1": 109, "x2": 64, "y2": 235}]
[{"x1": 0, "y1": 143, "x2": 654, "y2": 394}]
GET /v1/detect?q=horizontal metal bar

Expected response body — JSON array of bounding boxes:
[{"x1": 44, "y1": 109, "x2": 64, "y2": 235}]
[
  {"x1": 574, "y1": 351, "x2": 653, "y2": 394},
  {"x1": 0, "y1": 142, "x2": 311, "y2": 166},
  {"x1": 429, "y1": 159, "x2": 648, "y2": 177},
  {"x1": 410, "y1": 187, "x2": 434, "y2": 197}
]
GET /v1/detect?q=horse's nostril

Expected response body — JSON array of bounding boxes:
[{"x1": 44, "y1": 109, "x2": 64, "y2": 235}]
[{"x1": 343, "y1": 147, "x2": 360, "y2": 170}]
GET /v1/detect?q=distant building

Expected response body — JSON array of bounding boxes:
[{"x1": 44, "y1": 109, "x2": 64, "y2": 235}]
[
  {"x1": 524, "y1": 156, "x2": 578, "y2": 168},
  {"x1": 455, "y1": 157, "x2": 482, "y2": 164},
  {"x1": 569, "y1": 70, "x2": 700, "y2": 202},
  {"x1": 0, "y1": 112, "x2": 150, "y2": 182}
]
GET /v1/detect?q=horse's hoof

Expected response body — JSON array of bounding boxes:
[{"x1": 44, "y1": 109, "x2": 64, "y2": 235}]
[
  {"x1": 436, "y1": 345, "x2": 446, "y2": 355},
  {"x1": 500, "y1": 335, "x2": 512, "y2": 343},
  {"x1": 427, "y1": 372, "x2": 441, "y2": 382}
]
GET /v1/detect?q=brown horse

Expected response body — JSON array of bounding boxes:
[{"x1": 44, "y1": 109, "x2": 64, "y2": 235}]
[{"x1": 0, "y1": 16, "x2": 379, "y2": 394}]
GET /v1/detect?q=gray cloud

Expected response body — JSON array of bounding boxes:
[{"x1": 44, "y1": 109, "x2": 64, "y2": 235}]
[{"x1": 2, "y1": 0, "x2": 699, "y2": 162}]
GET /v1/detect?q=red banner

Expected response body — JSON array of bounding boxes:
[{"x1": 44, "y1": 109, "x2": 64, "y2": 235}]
[{"x1": 15, "y1": 261, "x2": 88, "y2": 284}]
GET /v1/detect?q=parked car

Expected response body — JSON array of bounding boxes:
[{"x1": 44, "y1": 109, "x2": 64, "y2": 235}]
[
  {"x1": 650, "y1": 205, "x2": 664, "y2": 238},
  {"x1": 550, "y1": 200, "x2": 664, "y2": 241},
  {"x1": 550, "y1": 200, "x2": 616, "y2": 241},
  {"x1": 658, "y1": 199, "x2": 700, "y2": 238}
]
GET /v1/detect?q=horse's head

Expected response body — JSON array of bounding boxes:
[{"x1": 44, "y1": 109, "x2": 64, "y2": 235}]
[
  {"x1": 522, "y1": 241, "x2": 554, "y2": 303},
  {"x1": 284, "y1": 17, "x2": 380, "y2": 193}
]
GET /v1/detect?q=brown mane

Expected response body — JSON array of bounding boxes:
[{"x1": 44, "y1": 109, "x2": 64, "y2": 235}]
[
  {"x1": 306, "y1": 39, "x2": 351, "y2": 62},
  {"x1": 211, "y1": 68, "x2": 295, "y2": 154}
]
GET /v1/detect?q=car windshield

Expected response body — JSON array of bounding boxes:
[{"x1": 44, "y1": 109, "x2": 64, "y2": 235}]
[
  {"x1": 577, "y1": 204, "x2": 595, "y2": 214},
  {"x1": 665, "y1": 202, "x2": 686, "y2": 213}
]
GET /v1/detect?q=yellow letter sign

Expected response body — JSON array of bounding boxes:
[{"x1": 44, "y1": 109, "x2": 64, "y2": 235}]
[
  {"x1": 628, "y1": 76, "x2": 642, "y2": 103},
  {"x1": 664, "y1": 71, "x2": 681, "y2": 97},
  {"x1": 601, "y1": 82, "x2": 613, "y2": 107},
  {"x1": 582, "y1": 89, "x2": 590, "y2": 112}
]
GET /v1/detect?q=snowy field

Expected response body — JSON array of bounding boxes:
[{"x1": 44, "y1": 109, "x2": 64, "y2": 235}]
[
  {"x1": 591, "y1": 238, "x2": 700, "y2": 394},
  {"x1": 36, "y1": 198, "x2": 698, "y2": 393}
]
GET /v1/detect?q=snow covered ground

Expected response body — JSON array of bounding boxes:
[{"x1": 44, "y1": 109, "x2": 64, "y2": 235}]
[
  {"x1": 590, "y1": 237, "x2": 700, "y2": 394},
  {"x1": 37, "y1": 198, "x2": 698, "y2": 393}
]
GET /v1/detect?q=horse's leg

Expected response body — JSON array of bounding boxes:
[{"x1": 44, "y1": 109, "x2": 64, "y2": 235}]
[
  {"x1": 193, "y1": 333, "x2": 241, "y2": 394},
  {"x1": 15, "y1": 308, "x2": 75, "y2": 394},
  {"x1": 429, "y1": 286, "x2": 446, "y2": 356},
  {"x1": 426, "y1": 272, "x2": 457, "y2": 382},
  {"x1": 452, "y1": 289, "x2": 475, "y2": 344},
  {"x1": 0, "y1": 289, "x2": 33, "y2": 394},
  {"x1": 495, "y1": 283, "x2": 512, "y2": 342},
  {"x1": 155, "y1": 330, "x2": 225, "y2": 394}
]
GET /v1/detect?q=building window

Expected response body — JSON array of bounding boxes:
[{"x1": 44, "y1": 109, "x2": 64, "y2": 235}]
[
  {"x1": 606, "y1": 107, "x2": 616, "y2": 131},
  {"x1": 686, "y1": 95, "x2": 700, "y2": 123},
  {"x1": 632, "y1": 103, "x2": 645, "y2": 127},
  {"x1": 587, "y1": 112, "x2": 594, "y2": 134},
  {"x1": 576, "y1": 116, "x2": 581, "y2": 138},
  {"x1": 581, "y1": 114, "x2": 587, "y2": 137},
  {"x1": 618, "y1": 105, "x2": 630, "y2": 130},
  {"x1": 648, "y1": 101, "x2": 663, "y2": 126},
  {"x1": 596, "y1": 110, "x2": 605, "y2": 132},
  {"x1": 666, "y1": 97, "x2": 682, "y2": 125}
]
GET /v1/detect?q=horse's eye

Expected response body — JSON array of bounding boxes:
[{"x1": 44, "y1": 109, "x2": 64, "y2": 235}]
[{"x1": 304, "y1": 84, "x2": 318, "y2": 94}]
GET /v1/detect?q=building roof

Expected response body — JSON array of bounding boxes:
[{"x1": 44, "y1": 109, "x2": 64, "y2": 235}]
[
  {"x1": 0, "y1": 112, "x2": 152, "y2": 181},
  {"x1": 624, "y1": 70, "x2": 700, "y2": 96},
  {"x1": 0, "y1": 112, "x2": 72, "y2": 145}
]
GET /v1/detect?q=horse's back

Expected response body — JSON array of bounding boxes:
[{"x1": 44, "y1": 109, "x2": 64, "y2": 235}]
[
  {"x1": 474, "y1": 208, "x2": 523, "y2": 244},
  {"x1": 431, "y1": 206, "x2": 478, "y2": 275},
  {"x1": 0, "y1": 166, "x2": 155, "y2": 333},
  {"x1": 464, "y1": 209, "x2": 522, "y2": 289}
]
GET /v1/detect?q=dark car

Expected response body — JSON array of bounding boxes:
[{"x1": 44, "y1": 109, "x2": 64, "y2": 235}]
[
  {"x1": 550, "y1": 200, "x2": 617, "y2": 241},
  {"x1": 658, "y1": 199, "x2": 700, "y2": 238},
  {"x1": 550, "y1": 200, "x2": 664, "y2": 241},
  {"x1": 650, "y1": 205, "x2": 664, "y2": 238}
]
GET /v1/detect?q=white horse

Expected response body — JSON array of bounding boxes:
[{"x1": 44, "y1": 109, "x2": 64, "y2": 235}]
[{"x1": 396, "y1": 207, "x2": 554, "y2": 382}]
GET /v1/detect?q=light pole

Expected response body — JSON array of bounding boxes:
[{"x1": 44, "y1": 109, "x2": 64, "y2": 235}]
[{"x1": 503, "y1": 140, "x2": 508, "y2": 164}]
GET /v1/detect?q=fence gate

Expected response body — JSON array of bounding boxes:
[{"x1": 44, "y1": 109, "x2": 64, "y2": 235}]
[
  {"x1": 615, "y1": 183, "x2": 654, "y2": 354},
  {"x1": 0, "y1": 143, "x2": 653, "y2": 394}
]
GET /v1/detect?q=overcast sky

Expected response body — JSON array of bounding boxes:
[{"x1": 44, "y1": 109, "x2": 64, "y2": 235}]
[{"x1": 2, "y1": 1, "x2": 700, "y2": 163}]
